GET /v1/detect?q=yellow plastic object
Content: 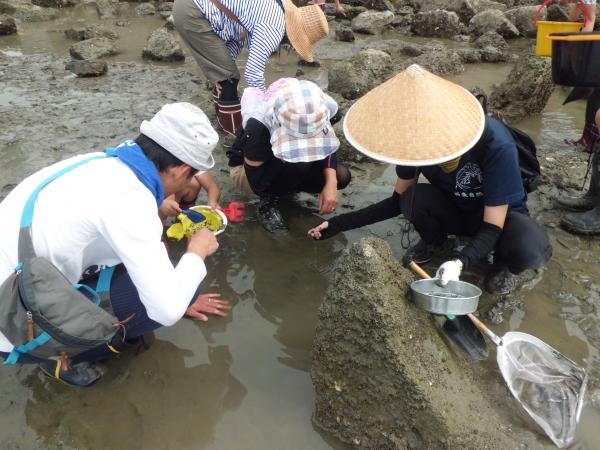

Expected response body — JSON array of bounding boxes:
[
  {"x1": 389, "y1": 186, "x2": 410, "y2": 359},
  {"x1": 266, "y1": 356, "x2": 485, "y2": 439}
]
[
  {"x1": 535, "y1": 21, "x2": 583, "y2": 56},
  {"x1": 166, "y1": 206, "x2": 227, "y2": 240}
]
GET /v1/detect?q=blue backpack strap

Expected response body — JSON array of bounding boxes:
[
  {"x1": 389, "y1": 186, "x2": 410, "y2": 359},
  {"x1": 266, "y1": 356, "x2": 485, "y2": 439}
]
[
  {"x1": 7, "y1": 154, "x2": 109, "y2": 364},
  {"x1": 5, "y1": 332, "x2": 52, "y2": 364},
  {"x1": 96, "y1": 266, "x2": 116, "y2": 314},
  {"x1": 18, "y1": 155, "x2": 108, "y2": 261}
]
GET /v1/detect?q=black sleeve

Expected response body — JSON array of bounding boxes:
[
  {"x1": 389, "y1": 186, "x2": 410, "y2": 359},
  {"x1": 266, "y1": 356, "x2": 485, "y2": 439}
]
[
  {"x1": 228, "y1": 118, "x2": 272, "y2": 167},
  {"x1": 316, "y1": 192, "x2": 401, "y2": 240},
  {"x1": 317, "y1": 152, "x2": 338, "y2": 171},
  {"x1": 456, "y1": 222, "x2": 502, "y2": 269}
]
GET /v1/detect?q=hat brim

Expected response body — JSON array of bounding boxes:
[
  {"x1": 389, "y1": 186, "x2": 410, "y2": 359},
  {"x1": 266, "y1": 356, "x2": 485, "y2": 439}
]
[
  {"x1": 285, "y1": 0, "x2": 324, "y2": 63},
  {"x1": 270, "y1": 126, "x2": 339, "y2": 163},
  {"x1": 343, "y1": 66, "x2": 485, "y2": 166}
]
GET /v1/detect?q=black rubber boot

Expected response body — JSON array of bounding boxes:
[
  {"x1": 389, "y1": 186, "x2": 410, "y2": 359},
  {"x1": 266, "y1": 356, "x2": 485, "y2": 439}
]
[
  {"x1": 561, "y1": 205, "x2": 600, "y2": 235},
  {"x1": 560, "y1": 151, "x2": 600, "y2": 235},
  {"x1": 257, "y1": 195, "x2": 288, "y2": 234},
  {"x1": 555, "y1": 151, "x2": 598, "y2": 211}
]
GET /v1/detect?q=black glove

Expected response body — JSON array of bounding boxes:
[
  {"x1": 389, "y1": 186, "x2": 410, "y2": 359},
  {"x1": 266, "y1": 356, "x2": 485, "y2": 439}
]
[
  {"x1": 456, "y1": 222, "x2": 502, "y2": 269},
  {"x1": 316, "y1": 192, "x2": 401, "y2": 240}
]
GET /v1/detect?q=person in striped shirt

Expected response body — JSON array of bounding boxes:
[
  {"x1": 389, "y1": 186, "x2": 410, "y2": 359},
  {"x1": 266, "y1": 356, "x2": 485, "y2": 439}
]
[{"x1": 172, "y1": 0, "x2": 329, "y2": 142}]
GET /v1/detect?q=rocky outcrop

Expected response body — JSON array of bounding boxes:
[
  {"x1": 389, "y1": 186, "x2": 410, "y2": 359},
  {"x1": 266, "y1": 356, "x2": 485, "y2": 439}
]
[
  {"x1": 488, "y1": 55, "x2": 553, "y2": 122},
  {"x1": 311, "y1": 237, "x2": 538, "y2": 449},
  {"x1": 141, "y1": 27, "x2": 184, "y2": 62}
]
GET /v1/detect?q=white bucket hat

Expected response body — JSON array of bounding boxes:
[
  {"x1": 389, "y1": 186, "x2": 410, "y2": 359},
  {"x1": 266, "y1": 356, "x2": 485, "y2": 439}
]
[
  {"x1": 343, "y1": 64, "x2": 486, "y2": 166},
  {"x1": 284, "y1": 0, "x2": 329, "y2": 63},
  {"x1": 140, "y1": 102, "x2": 218, "y2": 171},
  {"x1": 266, "y1": 78, "x2": 339, "y2": 163}
]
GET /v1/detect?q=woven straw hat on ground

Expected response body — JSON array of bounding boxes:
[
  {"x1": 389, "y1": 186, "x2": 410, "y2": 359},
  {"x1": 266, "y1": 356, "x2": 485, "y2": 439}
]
[
  {"x1": 343, "y1": 64, "x2": 485, "y2": 166},
  {"x1": 284, "y1": 0, "x2": 328, "y2": 63}
]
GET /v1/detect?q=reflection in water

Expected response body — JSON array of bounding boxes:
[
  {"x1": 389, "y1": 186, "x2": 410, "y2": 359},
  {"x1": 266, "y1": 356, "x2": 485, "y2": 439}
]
[{"x1": 24, "y1": 341, "x2": 246, "y2": 450}]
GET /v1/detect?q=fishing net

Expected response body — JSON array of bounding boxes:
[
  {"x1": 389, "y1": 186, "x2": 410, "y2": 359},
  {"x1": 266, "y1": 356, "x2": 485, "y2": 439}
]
[{"x1": 497, "y1": 332, "x2": 588, "y2": 448}]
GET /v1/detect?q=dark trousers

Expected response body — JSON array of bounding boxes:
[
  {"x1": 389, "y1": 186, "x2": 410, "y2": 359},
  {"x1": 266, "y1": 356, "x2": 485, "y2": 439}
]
[
  {"x1": 1, "y1": 264, "x2": 163, "y2": 365},
  {"x1": 401, "y1": 183, "x2": 552, "y2": 273},
  {"x1": 244, "y1": 159, "x2": 351, "y2": 196}
]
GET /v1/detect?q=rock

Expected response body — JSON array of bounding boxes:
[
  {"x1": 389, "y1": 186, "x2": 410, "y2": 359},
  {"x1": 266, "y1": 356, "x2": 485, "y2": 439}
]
[
  {"x1": 411, "y1": 10, "x2": 463, "y2": 38},
  {"x1": 141, "y1": 27, "x2": 184, "y2": 62},
  {"x1": 135, "y1": 2, "x2": 155, "y2": 16},
  {"x1": 69, "y1": 37, "x2": 119, "y2": 60},
  {"x1": 0, "y1": 0, "x2": 61, "y2": 22},
  {"x1": 488, "y1": 55, "x2": 554, "y2": 122},
  {"x1": 468, "y1": 9, "x2": 520, "y2": 38},
  {"x1": 311, "y1": 237, "x2": 529, "y2": 449},
  {"x1": 351, "y1": 10, "x2": 396, "y2": 34},
  {"x1": 504, "y1": 5, "x2": 541, "y2": 38},
  {"x1": 64, "y1": 25, "x2": 118, "y2": 41},
  {"x1": 31, "y1": 0, "x2": 64, "y2": 7},
  {"x1": 335, "y1": 25, "x2": 355, "y2": 42},
  {"x1": 0, "y1": 13, "x2": 16, "y2": 35},
  {"x1": 329, "y1": 49, "x2": 393, "y2": 100},
  {"x1": 65, "y1": 59, "x2": 108, "y2": 77},
  {"x1": 473, "y1": 31, "x2": 509, "y2": 62}
]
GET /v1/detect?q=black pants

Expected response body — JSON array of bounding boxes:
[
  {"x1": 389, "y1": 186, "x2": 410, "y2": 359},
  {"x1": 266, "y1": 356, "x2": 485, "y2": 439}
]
[
  {"x1": 244, "y1": 159, "x2": 351, "y2": 196},
  {"x1": 401, "y1": 183, "x2": 552, "y2": 273}
]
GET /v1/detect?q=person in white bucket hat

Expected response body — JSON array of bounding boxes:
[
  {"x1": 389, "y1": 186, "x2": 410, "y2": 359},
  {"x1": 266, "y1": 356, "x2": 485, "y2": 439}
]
[
  {"x1": 227, "y1": 77, "x2": 351, "y2": 233},
  {"x1": 0, "y1": 102, "x2": 230, "y2": 387},
  {"x1": 172, "y1": 0, "x2": 330, "y2": 144},
  {"x1": 308, "y1": 65, "x2": 552, "y2": 295}
]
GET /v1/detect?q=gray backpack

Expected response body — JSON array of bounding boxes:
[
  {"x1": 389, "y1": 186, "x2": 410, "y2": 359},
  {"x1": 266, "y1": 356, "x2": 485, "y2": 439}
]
[{"x1": 0, "y1": 155, "x2": 120, "y2": 364}]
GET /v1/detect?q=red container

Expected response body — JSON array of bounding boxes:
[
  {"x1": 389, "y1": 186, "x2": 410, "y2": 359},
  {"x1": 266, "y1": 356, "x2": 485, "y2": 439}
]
[{"x1": 550, "y1": 32, "x2": 600, "y2": 87}]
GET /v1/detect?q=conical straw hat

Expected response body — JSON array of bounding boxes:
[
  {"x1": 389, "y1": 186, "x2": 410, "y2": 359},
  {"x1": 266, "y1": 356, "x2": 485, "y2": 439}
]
[
  {"x1": 285, "y1": 0, "x2": 329, "y2": 63},
  {"x1": 343, "y1": 64, "x2": 485, "y2": 166}
]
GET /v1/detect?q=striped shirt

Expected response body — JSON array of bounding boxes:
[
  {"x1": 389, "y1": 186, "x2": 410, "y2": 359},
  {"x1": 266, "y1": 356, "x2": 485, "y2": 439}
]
[{"x1": 193, "y1": 0, "x2": 285, "y2": 90}]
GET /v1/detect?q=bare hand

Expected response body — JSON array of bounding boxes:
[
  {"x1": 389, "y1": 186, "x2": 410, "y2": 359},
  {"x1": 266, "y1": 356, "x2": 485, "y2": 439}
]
[
  {"x1": 187, "y1": 227, "x2": 219, "y2": 260},
  {"x1": 159, "y1": 197, "x2": 182, "y2": 219},
  {"x1": 318, "y1": 185, "x2": 338, "y2": 215},
  {"x1": 307, "y1": 221, "x2": 329, "y2": 240},
  {"x1": 186, "y1": 293, "x2": 231, "y2": 321}
]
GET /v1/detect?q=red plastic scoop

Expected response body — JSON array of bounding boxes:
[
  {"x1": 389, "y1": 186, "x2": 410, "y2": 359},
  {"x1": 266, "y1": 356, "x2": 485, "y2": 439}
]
[{"x1": 219, "y1": 201, "x2": 245, "y2": 223}]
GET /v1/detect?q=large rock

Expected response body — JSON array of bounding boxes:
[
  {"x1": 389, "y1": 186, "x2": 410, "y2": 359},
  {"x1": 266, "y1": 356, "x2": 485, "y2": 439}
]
[
  {"x1": 141, "y1": 27, "x2": 184, "y2": 62},
  {"x1": 328, "y1": 49, "x2": 393, "y2": 99},
  {"x1": 488, "y1": 55, "x2": 554, "y2": 122},
  {"x1": 311, "y1": 237, "x2": 539, "y2": 449}
]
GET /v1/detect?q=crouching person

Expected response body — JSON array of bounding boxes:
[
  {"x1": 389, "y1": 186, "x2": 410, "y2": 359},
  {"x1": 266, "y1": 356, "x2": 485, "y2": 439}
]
[
  {"x1": 308, "y1": 65, "x2": 552, "y2": 295},
  {"x1": 0, "y1": 103, "x2": 230, "y2": 387},
  {"x1": 228, "y1": 77, "x2": 351, "y2": 233}
]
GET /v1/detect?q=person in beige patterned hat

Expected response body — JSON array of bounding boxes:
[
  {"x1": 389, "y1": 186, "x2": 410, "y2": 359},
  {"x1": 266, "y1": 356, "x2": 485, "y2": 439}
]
[
  {"x1": 308, "y1": 65, "x2": 552, "y2": 295},
  {"x1": 172, "y1": 0, "x2": 329, "y2": 144}
]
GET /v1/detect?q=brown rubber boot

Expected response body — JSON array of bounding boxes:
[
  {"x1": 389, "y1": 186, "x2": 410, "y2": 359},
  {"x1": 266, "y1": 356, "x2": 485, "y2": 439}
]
[
  {"x1": 556, "y1": 151, "x2": 598, "y2": 211},
  {"x1": 217, "y1": 100, "x2": 242, "y2": 138},
  {"x1": 212, "y1": 87, "x2": 219, "y2": 119}
]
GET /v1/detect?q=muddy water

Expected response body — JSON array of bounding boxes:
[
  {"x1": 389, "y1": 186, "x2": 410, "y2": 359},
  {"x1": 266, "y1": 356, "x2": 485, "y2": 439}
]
[{"x1": 1, "y1": 4, "x2": 599, "y2": 449}]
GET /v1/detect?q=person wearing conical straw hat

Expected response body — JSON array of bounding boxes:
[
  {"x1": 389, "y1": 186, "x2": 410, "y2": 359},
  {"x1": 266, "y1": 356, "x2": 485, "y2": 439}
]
[
  {"x1": 308, "y1": 64, "x2": 552, "y2": 295},
  {"x1": 172, "y1": 0, "x2": 329, "y2": 144}
]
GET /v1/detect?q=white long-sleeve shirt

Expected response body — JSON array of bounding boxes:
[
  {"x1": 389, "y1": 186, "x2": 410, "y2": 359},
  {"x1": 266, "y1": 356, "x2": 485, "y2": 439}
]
[{"x1": 0, "y1": 153, "x2": 207, "y2": 352}]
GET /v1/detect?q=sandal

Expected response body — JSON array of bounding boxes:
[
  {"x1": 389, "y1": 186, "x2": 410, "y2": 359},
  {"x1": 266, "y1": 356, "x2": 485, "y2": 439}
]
[{"x1": 39, "y1": 359, "x2": 103, "y2": 387}]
